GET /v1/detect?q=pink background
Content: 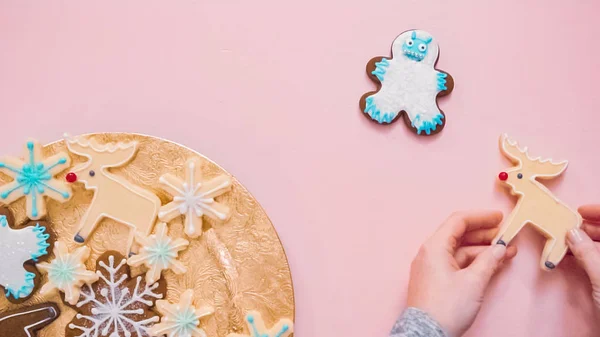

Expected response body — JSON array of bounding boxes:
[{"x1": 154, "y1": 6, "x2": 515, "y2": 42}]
[{"x1": 1, "y1": 1, "x2": 600, "y2": 336}]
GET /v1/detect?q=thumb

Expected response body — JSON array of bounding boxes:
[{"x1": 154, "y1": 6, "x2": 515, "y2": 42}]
[
  {"x1": 466, "y1": 244, "x2": 507, "y2": 285},
  {"x1": 567, "y1": 228, "x2": 600, "y2": 286}
]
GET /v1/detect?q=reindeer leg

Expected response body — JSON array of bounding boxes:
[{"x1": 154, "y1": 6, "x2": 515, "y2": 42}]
[
  {"x1": 74, "y1": 209, "x2": 103, "y2": 244},
  {"x1": 494, "y1": 209, "x2": 528, "y2": 246},
  {"x1": 542, "y1": 232, "x2": 569, "y2": 270},
  {"x1": 128, "y1": 212, "x2": 158, "y2": 256},
  {"x1": 125, "y1": 227, "x2": 137, "y2": 257}
]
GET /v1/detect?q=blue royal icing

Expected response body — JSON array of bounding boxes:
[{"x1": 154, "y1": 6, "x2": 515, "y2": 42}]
[
  {"x1": 247, "y1": 314, "x2": 290, "y2": 337},
  {"x1": 0, "y1": 141, "x2": 70, "y2": 218}
]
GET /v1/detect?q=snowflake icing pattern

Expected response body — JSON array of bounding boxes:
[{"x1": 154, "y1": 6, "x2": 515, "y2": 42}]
[
  {"x1": 127, "y1": 222, "x2": 189, "y2": 284},
  {"x1": 67, "y1": 252, "x2": 165, "y2": 337},
  {"x1": 227, "y1": 311, "x2": 294, "y2": 337},
  {"x1": 150, "y1": 289, "x2": 213, "y2": 337},
  {"x1": 0, "y1": 139, "x2": 72, "y2": 219},
  {"x1": 38, "y1": 241, "x2": 99, "y2": 305},
  {"x1": 158, "y1": 158, "x2": 232, "y2": 238}
]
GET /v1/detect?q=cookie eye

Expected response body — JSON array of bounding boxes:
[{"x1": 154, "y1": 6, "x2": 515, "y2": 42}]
[
  {"x1": 517, "y1": 173, "x2": 523, "y2": 179},
  {"x1": 405, "y1": 39, "x2": 414, "y2": 47},
  {"x1": 418, "y1": 44, "x2": 427, "y2": 52},
  {"x1": 89, "y1": 170, "x2": 95, "y2": 177}
]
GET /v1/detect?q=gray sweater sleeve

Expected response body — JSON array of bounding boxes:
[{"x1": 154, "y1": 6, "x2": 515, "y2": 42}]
[{"x1": 389, "y1": 307, "x2": 447, "y2": 337}]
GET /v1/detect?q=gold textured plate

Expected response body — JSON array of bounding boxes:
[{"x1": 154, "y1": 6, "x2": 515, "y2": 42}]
[{"x1": 0, "y1": 133, "x2": 295, "y2": 336}]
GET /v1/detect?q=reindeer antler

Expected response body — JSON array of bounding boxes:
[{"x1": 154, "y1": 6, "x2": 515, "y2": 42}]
[
  {"x1": 499, "y1": 134, "x2": 569, "y2": 177},
  {"x1": 499, "y1": 134, "x2": 530, "y2": 165},
  {"x1": 64, "y1": 133, "x2": 137, "y2": 154}
]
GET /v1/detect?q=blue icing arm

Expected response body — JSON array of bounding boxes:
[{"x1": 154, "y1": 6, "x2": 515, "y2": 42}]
[
  {"x1": 436, "y1": 72, "x2": 448, "y2": 91},
  {"x1": 31, "y1": 223, "x2": 50, "y2": 262},
  {"x1": 371, "y1": 58, "x2": 389, "y2": 82}
]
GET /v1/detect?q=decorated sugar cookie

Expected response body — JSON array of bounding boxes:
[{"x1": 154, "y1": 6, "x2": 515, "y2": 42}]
[
  {"x1": 158, "y1": 158, "x2": 232, "y2": 238},
  {"x1": 496, "y1": 134, "x2": 582, "y2": 270},
  {"x1": 0, "y1": 213, "x2": 50, "y2": 300},
  {"x1": 0, "y1": 303, "x2": 60, "y2": 337},
  {"x1": 0, "y1": 139, "x2": 71, "y2": 219},
  {"x1": 37, "y1": 241, "x2": 98, "y2": 305},
  {"x1": 359, "y1": 29, "x2": 454, "y2": 135},
  {"x1": 127, "y1": 222, "x2": 189, "y2": 284},
  {"x1": 64, "y1": 134, "x2": 161, "y2": 254},
  {"x1": 0, "y1": 133, "x2": 294, "y2": 337},
  {"x1": 66, "y1": 251, "x2": 166, "y2": 337},
  {"x1": 150, "y1": 289, "x2": 213, "y2": 337},
  {"x1": 227, "y1": 311, "x2": 293, "y2": 337}
]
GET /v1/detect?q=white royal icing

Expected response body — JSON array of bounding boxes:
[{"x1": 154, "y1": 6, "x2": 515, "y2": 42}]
[
  {"x1": 37, "y1": 241, "x2": 99, "y2": 305},
  {"x1": 158, "y1": 158, "x2": 232, "y2": 238},
  {"x1": 149, "y1": 289, "x2": 213, "y2": 337},
  {"x1": 68, "y1": 255, "x2": 163, "y2": 337},
  {"x1": 0, "y1": 215, "x2": 50, "y2": 299},
  {"x1": 127, "y1": 222, "x2": 189, "y2": 284},
  {"x1": 365, "y1": 30, "x2": 447, "y2": 134}
]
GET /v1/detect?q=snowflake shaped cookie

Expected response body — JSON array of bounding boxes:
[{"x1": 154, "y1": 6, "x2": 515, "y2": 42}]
[
  {"x1": 150, "y1": 289, "x2": 213, "y2": 337},
  {"x1": 0, "y1": 139, "x2": 72, "y2": 220},
  {"x1": 37, "y1": 241, "x2": 98, "y2": 305},
  {"x1": 158, "y1": 158, "x2": 232, "y2": 238},
  {"x1": 66, "y1": 251, "x2": 166, "y2": 337},
  {"x1": 227, "y1": 311, "x2": 294, "y2": 337},
  {"x1": 0, "y1": 214, "x2": 50, "y2": 300},
  {"x1": 127, "y1": 222, "x2": 189, "y2": 284}
]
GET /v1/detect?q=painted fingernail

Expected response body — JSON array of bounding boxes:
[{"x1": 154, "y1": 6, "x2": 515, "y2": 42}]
[
  {"x1": 492, "y1": 244, "x2": 507, "y2": 260},
  {"x1": 568, "y1": 228, "x2": 584, "y2": 244}
]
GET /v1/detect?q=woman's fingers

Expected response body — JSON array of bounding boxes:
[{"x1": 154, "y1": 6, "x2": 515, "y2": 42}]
[
  {"x1": 455, "y1": 245, "x2": 517, "y2": 268},
  {"x1": 434, "y1": 210, "x2": 503, "y2": 253},
  {"x1": 462, "y1": 228, "x2": 500, "y2": 246},
  {"x1": 579, "y1": 205, "x2": 600, "y2": 223},
  {"x1": 582, "y1": 224, "x2": 600, "y2": 241},
  {"x1": 567, "y1": 228, "x2": 600, "y2": 287}
]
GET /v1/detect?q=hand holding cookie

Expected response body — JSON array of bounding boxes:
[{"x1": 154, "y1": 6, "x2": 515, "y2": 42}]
[
  {"x1": 566, "y1": 205, "x2": 600, "y2": 311},
  {"x1": 407, "y1": 210, "x2": 517, "y2": 337}
]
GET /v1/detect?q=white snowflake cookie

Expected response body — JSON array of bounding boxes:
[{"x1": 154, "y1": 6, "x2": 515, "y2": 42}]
[
  {"x1": 158, "y1": 158, "x2": 232, "y2": 238},
  {"x1": 150, "y1": 289, "x2": 214, "y2": 337},
  {"x1": 66, "y1": 252, "x2": 166, "y2": 337},
  {"x1": 127, "y1": 222, "x2": 189, "y2": 284},
  {"x1": 37, "y1": 241, "x2": 98, "y2": 305}
]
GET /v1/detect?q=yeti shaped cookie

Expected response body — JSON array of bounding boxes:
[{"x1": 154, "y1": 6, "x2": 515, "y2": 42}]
[{"x1": 360, "y1": 29, "x2": 454, "y2": 135}]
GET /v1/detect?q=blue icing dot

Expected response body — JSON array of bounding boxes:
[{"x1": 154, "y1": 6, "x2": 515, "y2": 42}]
[
  {"x1": 27, "y1": 141, "x2": 34, "y2": 150},
  {"x1": 58, "y1": 158, "x2": 67, "y2": 164},
  {"x1": 62, "y1": 192, "x2": 70, "y2": 198}
]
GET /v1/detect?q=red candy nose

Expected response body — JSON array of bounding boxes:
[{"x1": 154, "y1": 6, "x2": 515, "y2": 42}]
[
  {"x1": 498, "y1": 172, "x2": 508, "y2": 181},
  {"x1": 66, "y1": 172, "x2": 77, "y2": 183}
]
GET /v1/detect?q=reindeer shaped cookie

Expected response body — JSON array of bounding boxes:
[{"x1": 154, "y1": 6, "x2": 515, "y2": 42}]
[
  {"x1": 65, "y1": 135, "x2": 161, "y2": 254},
  {"x1": 496, "y1": 134, "x2": 582, "y2": 270}
]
